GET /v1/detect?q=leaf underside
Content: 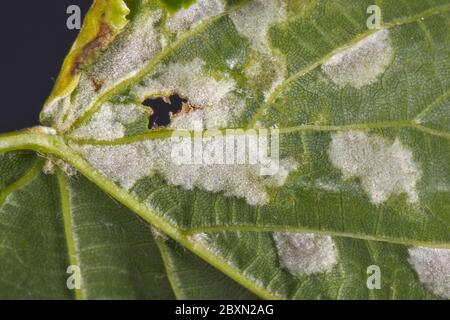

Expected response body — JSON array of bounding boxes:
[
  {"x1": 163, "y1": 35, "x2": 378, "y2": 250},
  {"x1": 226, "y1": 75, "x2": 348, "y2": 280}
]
[{"x1": 0, "y1": 0, "x2": 449, "y2": 299}]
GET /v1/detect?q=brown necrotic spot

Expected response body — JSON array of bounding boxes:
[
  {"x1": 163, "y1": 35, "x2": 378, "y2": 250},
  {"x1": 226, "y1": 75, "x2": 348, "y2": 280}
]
[
  {"x1": 71, "y1": 22, "x2": 115, "y2": 76},
  {"x1": 143, "y1": 94, "x2": 189, "y2": 129},
  {"x1": 90, "y1": 77, "x2": 104, "y2": 92}
]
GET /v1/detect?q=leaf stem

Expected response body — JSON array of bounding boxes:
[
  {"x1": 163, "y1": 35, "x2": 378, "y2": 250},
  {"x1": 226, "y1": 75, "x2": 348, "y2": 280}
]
[
  {"x1": 0, "y1": 128, "x2": 448, "y2": 300},
  {"x1": 0, "y1": 129, "x2": 279, "y2": 299}
]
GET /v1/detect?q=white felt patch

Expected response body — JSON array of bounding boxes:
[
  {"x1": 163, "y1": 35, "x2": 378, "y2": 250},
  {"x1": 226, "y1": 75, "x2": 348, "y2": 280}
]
[
  {"x1": 166, "y1": 0, "x2": 224, "y2": 34},
  {"x1": 329, "y1": 131, "x2": 420, "y2": 205},
  {"x1": 230, "y1": 0, "x2": 287, "y2": 52},
  {"x1": 408, "y1": 247, "x2": 450, "y2": 298},
  {"x1": 244, "y1": 52, "x2": 287, "y2": 100},
  {"x1": 134, "y1": 58, "x2": 240, "y2": 130},
  {"x1": 273, "y1": 232, "x2": 338, "y2": 276},
  {"x1": 321, "y1": 29, "x2": 393, "y2": 88},
  {"x1": 74, "y1": 138, "x2": 298, "y2": 206},
  {"x1": 55, "y1": 10, "x2": 163, "y2": 131},
  {"x1": 70, "y1": 103, "x2": 146, "y2": 140}
]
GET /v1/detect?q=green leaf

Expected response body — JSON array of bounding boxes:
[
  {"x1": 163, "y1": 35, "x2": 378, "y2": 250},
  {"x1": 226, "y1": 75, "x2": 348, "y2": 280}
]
[
  {"x1": 0, "y1": 0, "x2": 449, "y2": 299},
  {"x1": 155, "y1": 236, "x2": 259, "y2": 299},
  {"x1": 43, "y1": 0, "x2": 130, "y2": 109},
  {"x1": 184, "y1": 231, "x2": 442, "y2": 299},
  {"x1": 0, "y1": 152, "x2": 253, "y2": 299},
  {"x1": 158, "y1": 0, "x2": 198, "y2": 14}
]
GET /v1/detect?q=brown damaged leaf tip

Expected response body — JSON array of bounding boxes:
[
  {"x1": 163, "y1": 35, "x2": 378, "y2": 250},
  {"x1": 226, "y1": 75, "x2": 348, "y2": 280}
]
[{"x1": 70, "y1": 22, "x2": 114, "y2": 76}]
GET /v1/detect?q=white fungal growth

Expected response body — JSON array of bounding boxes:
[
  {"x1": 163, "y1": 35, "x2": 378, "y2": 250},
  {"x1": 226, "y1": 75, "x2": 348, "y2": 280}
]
[
  {"x1": 273, "y1": 232, "x2": 338, "y2": 276},
  {"x1": 90, "y1": 10, "x2": 163, "y2": 87},
  {"x1": 329, "y1": 131, "x2": 421, "y2": 205},
  {"x1": 226, "y1": 58, "x2": 239, "y2": 70},
  {"x1": 265, "y1": 56, "x2": 286, "y2": 100},
  {"x1": 190, "y1": 233, "x2": 209, "y2": 247},
  {"x1": 29, "y1": 126, "x2": 57, "y2": 135},
  {"x1": 315, "y1": 180, "x2": 341, "y2": 192},
  {"x1": 321, "y1": 29, "x2": 393, "y2": 88},
  {"x1": 170, "y1": 95, "x2": 245, "y2": 130},
  {"x1": 230, "y1": 0, "x2": 287, "y2": 52},
  {"x1": 244, "y1": 52, "x2": 287, "y2": 100},
  {"x1": 59, "y1": 75, "x2": 98, "y2": 131},
  {"x1": 73, "y1": 137, "x2": 298, "y2": 206},
  {"x1": 151, "y1": 227, "x2": 169, "y2": 241},
  {"x1": 166, "y1": 0, "x2": 224, "y2": 34},
  {"x1": 72, "y1": 53, "x2": 301, "y2": 205},
  {"x1": 42, "y1": 159, "x2": 56, "y2": 175},
  {"x1": 42, "y1": 158, "x2": 77, "y2": 177},
  {"x1": 134, "y1": 58, "x2": 240, "y2": 129},
  {"x1": 225, "y1": 49, "x2": 247, "y2": 71},
  {"x1": 408, "y1": 247, "x2": 450, "y2": 298},
  {"x1": 41, "y1": 96, "x2": 72, "y2": 131},
  {"x1": 56, "y1": 10, "x2": 163, "y2": 131},
  {"x1": 70, "y1": 103, "x2": 146, "y2": 140},
  {"x1": 135, "y1": 58, "x2": 234, "y2": 108},
  {"x1": 231, "y1": 0, "x2": 287, "y2": 100}
]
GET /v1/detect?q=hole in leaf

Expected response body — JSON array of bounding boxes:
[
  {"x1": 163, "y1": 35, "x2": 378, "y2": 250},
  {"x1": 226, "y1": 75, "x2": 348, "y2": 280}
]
[{"x1": 143, "y1": 94, "x2": 188, "y2": 129}]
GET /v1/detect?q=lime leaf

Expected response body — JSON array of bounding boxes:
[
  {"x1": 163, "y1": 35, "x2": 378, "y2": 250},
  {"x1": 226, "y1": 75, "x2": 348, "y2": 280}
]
[
  {"x1": 0, "y1": 152, "x2": 252, "y2": 298},
  {"x1": 0, "y1": 0, "x2": 449, "y2": 299},
  {"x1": 158, "y1": 0, "x2": 198, "y2": 14},
  {"x1": 43, "y1": 0, "x2": 130, "y2": 112}
]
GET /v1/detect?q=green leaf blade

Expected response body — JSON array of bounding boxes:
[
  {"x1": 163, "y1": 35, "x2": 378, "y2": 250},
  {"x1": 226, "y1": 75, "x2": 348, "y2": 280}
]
[{"x1": 1, "y1": 0, "x2": 449, "y2": 300}]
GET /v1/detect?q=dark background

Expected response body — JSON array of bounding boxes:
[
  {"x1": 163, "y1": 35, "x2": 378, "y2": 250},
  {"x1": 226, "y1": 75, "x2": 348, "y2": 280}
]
[{"x1": 0, "y1": 1, "x2": 91, "y2": 133}]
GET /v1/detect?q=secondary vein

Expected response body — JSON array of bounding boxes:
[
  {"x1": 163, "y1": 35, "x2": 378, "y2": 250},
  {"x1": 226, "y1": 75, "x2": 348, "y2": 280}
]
[
  {"x1": 0, "y1": 160, "x2": 43, "y2": 207},
  {"x1": 248, "y1": 3, "x2": 450, "y2": 127},
  {"x1": 56, "y1": 170, "x2": 84, "y2": 300}
]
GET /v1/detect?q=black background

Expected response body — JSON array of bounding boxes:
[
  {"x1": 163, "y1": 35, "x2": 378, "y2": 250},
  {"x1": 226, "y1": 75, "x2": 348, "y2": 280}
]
[
  {"x1": 0, "y1": 300, "x2": 440, "y2": 317},
  {"x1": 0, "y1": 1, "x2": 91, "y2": 133}
]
